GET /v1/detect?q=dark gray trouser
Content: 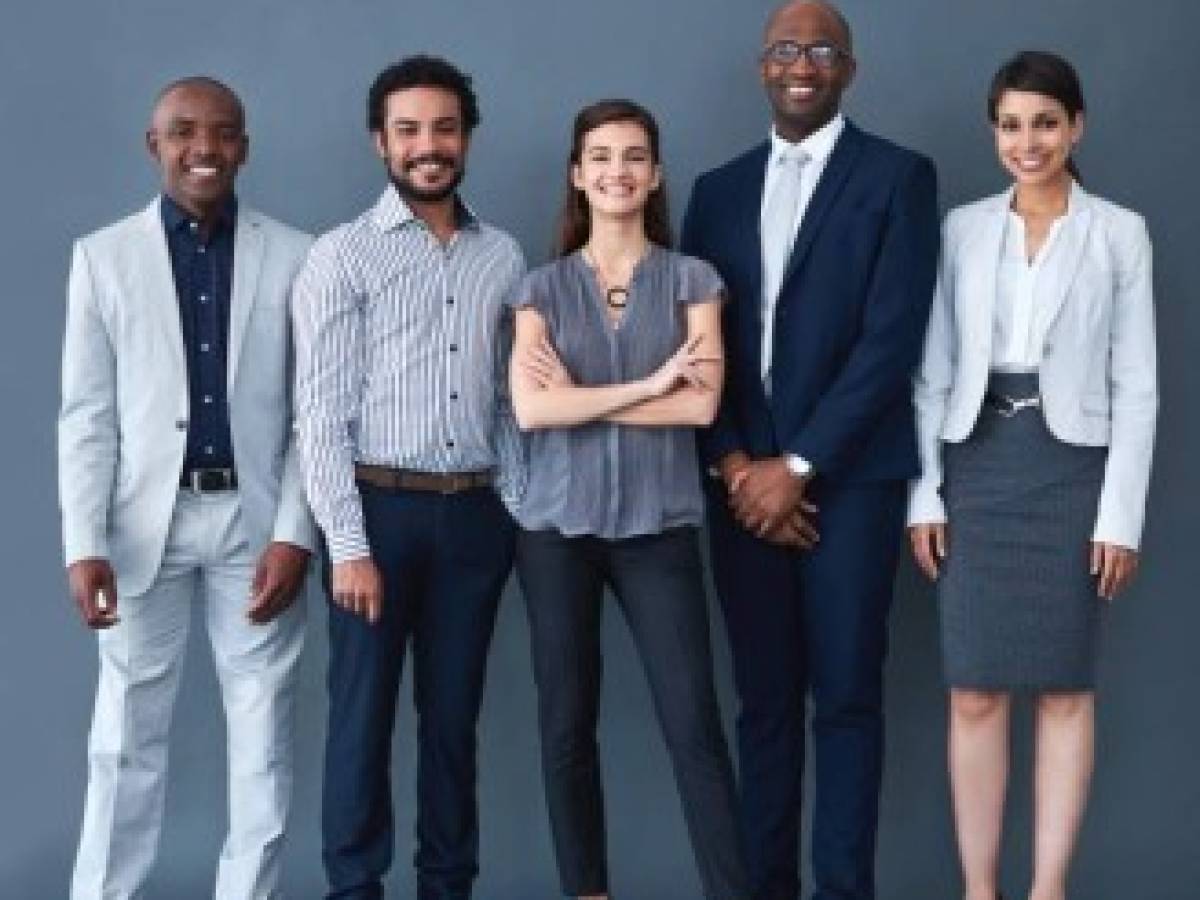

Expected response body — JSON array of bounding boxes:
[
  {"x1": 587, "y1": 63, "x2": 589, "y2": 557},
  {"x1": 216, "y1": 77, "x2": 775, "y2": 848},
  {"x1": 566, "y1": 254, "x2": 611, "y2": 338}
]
[{"x1": 516, "y1": 526, "x2": 748, "y2": 900}]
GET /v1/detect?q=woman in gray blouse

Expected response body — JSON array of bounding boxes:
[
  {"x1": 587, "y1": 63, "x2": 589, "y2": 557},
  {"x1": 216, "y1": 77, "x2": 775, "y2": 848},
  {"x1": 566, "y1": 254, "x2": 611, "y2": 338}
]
[{"x1": 508, "y1": 99, "x2": 747, "y2": 900}]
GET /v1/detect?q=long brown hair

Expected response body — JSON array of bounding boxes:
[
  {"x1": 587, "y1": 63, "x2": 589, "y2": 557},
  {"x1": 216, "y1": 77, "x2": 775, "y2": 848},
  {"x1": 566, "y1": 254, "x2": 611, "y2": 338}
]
[{"x1": 555, "y1": 99, "x2": 673, "y2": 257}]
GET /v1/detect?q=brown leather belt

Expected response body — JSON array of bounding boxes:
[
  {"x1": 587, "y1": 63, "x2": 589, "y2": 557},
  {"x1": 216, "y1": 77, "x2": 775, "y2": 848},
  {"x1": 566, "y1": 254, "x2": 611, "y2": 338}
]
[{"x1": 354, "y1": 464, "x2": 492, "y2": 493}]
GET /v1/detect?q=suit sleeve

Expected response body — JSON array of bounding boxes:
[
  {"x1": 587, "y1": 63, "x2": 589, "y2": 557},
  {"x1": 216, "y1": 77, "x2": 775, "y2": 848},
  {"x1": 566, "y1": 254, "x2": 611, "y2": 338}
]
[
  {"x1": 786, "y1": 156, "x2": 940, "y2": 477},
  {"x1": 271, "y1": 236, "x2": 319, "y2": 552},
  {"x1": 681, "y1": 174, "x2": 745, "y2": 467},
  {"x1": 58, "y1": 240, "x2": 118, "y2": 565},
  {"x1": 1092, "y1": 216, "x2": 1157, "y2": 548}
]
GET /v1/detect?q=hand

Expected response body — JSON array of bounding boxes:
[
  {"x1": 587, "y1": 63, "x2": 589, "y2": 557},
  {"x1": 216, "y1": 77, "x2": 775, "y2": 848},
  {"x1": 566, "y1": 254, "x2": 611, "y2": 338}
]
[
  {"x1": 762, "y1": 507, "x2": 821, "y2": 550},
  {"x1": 331, "y1": 557, "x2": 384, "y2": 623},
  {"x1": 519, "y1": 337, "x2": 574, "y2": 389},
  {"x1": 729, "y1": 457, "x2": 817, "y2": 543},
  {"x1": 1090, "y1": 541, "x2": 1138, "y2": 599},
  {"x1": 645, "y1": 335, "x2": 720, "y2": 397},
  {"x1": 247, "y1": 541, "x2": 312, "y2": 624},
  {"x1": 908, "y1": 523, "x2": 947, "y2": 581},
  {"x1": 68, "y1": 558, "x2": 119, "y2": 629}
]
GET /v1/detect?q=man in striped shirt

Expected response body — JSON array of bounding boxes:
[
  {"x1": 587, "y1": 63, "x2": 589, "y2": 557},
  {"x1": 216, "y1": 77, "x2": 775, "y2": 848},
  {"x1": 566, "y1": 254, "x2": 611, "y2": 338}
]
[{"x1": 292, "y1": 56, "x2": 525, "y2": 899}]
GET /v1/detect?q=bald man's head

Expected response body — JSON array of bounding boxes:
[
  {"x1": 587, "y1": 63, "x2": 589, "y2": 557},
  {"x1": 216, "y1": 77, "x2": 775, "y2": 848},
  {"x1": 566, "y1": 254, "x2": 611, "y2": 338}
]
[
  {"x1": 765, "y1": 1, "x2": 852, "y2": 53},
  {"x1": 760, "y1": 0, "x2": 856, "y2": 141},
  {"x1": 152, "y1": 76, "x2": 245, "y2": 131},
  {"x1": 146, "y1": 76, "x2": 248, "y2": 224}
]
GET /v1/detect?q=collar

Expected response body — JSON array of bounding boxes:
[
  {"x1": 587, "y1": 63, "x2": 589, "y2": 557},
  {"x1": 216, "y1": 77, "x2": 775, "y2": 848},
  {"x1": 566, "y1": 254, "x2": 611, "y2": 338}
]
[
  {"x1": 768, "y1": 113, "x2": 845, "y2": 167},
  {"x1": 160, "y1": 192, "x2": 238, "y2": 235},
  {"x1": 370, "y1": 183, "x2": 480, "y2": 233}
]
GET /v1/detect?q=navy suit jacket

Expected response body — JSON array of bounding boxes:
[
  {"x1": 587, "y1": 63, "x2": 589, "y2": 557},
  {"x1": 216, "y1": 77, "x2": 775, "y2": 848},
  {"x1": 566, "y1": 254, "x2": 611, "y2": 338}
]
[{"x1": 681, "y1": 121, "x2": 939, "y2": 484}]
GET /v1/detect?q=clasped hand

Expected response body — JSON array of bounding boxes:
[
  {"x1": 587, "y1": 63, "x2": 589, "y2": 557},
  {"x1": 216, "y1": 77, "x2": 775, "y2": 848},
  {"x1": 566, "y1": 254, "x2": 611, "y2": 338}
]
[{"x1": 720, "y1": 452, "x2": 819, "y2": 550}]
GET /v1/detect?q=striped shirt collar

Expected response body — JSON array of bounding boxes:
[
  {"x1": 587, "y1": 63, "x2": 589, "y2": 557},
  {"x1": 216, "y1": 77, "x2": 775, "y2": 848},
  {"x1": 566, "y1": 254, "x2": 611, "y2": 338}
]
[{"x1": 370, "y1": 183, "x2": 480, "y2": 233}]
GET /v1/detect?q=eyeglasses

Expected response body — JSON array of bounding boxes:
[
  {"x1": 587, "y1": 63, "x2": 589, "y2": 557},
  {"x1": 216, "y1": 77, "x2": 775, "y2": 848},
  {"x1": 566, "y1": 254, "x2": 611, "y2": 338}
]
[{"x1": 761, "y1": 40, "x2": 850, "y2": 69}]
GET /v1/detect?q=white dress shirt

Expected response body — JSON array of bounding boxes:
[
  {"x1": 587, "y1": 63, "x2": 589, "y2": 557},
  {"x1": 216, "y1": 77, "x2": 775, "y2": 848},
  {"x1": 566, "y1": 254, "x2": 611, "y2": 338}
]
[
  {"x1": 991, "y1": 208, "x2": 1068, "y2": 372},
  {"x1": 759, "y1": 113, "x2": 844, "y2": 382}
]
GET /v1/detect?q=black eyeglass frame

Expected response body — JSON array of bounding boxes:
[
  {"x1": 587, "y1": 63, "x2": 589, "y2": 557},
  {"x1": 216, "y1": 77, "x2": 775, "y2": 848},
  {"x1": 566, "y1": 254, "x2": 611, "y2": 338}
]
[{"x1": 760, "y1": 39, "x2": 852, "y2": 69}]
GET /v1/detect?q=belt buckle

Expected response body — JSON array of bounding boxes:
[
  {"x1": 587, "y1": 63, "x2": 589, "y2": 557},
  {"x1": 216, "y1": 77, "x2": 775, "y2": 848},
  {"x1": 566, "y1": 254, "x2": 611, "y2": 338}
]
[{"x1": 993, "y1": 393, "x2": 1040, "y2": 417}]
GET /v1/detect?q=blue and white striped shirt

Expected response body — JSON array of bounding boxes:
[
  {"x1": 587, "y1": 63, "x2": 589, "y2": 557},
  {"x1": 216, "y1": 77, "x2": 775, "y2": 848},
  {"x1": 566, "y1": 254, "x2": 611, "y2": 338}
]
[{"x1": 292, "y1": 186, "x2": 526, "y2": 563}]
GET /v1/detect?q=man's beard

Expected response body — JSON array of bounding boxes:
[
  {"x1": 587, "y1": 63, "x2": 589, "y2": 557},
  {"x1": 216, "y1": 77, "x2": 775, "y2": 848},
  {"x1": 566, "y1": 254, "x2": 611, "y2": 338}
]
[{"x1": 389, "y1": 154, "x2": 465, "y2": 204}]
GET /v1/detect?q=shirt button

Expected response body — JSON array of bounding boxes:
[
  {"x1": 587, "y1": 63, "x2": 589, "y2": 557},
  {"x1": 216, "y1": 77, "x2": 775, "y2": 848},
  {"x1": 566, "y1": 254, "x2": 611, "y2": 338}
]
[
  {"x1": 449, "y1": 343, "x2": 458, "y2": 352},
  {"x1": 203, "y1": 395, "x2": 213, "y2": 404},
  {"x1": 447, "y1": 296, "x2": 455, "y2": 306},
  {"x1": 199, "y1": 294, "x2": 209, "y2": 304},
  {"x1": 204, "y1": 445, "x2": 214, "y2": 455},
  {"x1": 189, "y1": 222, "x2": 198, "y2": 232},
  {"x1": 200, "y1": 342, "x2": 210, "y2": 352},
  {"x1": 446, "y1": 440, "x2": 455, "y2": 448},
  {"x1": 450, "y1": 392, "x2": 459, "y2": 401},
  {"x1": 197, "y1": 245, "x2": 206, "y2": 254}
]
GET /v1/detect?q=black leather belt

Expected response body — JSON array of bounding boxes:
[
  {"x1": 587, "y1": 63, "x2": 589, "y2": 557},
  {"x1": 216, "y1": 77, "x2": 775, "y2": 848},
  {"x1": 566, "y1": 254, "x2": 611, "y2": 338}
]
[
  {"x1": 180, "y1": 467, "x2": 238, "y2": 492},
  {"x1": 983, "y1": 391, "x2": 1041, "y2": 417},
  {"x1": 354, "y1": 464, "x2": 492, "y2": 493}
]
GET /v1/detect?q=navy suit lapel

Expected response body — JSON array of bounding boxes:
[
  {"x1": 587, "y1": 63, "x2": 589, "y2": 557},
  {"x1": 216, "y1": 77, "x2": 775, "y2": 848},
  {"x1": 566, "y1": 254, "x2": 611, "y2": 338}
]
[
  {"x1": 731, "y1": 143, "x2": 771, "y2": 381},
  {"x1": 781, "y1": 122, "x2": 864, "y2": 286}
]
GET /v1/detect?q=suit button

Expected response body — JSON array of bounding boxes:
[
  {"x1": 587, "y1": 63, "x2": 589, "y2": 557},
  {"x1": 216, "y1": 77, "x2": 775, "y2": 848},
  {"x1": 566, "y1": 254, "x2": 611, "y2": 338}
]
[{"x1": 175, "y1": 419, "x2": 188, "y2": 431}]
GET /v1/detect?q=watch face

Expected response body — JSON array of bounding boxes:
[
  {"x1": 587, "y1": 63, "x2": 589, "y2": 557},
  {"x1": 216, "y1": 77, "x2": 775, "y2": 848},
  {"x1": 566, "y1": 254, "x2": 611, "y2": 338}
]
[{"x1": 787, "y1": 455, "x2": 812, "y2": 478}]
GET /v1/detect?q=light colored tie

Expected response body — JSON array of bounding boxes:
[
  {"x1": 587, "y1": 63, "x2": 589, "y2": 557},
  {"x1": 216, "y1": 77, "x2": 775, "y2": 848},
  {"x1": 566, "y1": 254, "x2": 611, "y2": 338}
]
[{"x1": 760, "y1": 149, "x2": 809, "y2": 387}]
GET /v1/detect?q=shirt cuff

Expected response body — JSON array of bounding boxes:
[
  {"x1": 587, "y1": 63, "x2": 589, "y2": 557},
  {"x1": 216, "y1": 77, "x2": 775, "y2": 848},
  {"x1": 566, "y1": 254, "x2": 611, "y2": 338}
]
[{"x1": 325, "y1": 527, "x2": 372, "y2": 565}]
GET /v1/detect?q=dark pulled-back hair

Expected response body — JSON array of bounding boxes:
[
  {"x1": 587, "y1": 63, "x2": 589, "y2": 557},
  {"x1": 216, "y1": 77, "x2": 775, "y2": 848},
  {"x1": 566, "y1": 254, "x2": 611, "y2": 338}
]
[
  {"x1": 556, "y1": 99, "x2": 673, "y2": 257},
  {"x1": 987, "y1": 50, "x2": 1085, "y2": 180},
  {"x1": 367, "y1": 55, "x2": 480, "y2": 134}
]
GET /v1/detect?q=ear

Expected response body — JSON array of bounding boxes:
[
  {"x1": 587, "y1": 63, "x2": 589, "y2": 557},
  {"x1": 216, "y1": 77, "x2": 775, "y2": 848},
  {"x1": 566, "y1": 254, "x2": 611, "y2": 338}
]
[
  {"x1": 145, "y1": 129, "x2": 159, "y2": 162},
  {"x1": 570, "y1": 162, "x2": 586, "y2": 191},
  {"x1": 1070, "y1": 111, "x2": 1085, "y2": 146},
  {"x1": 649, "y1": 163, "x2": 663, "y2": 193},
  {"x1": 237, "y1": 135, "x2": 249, "y2": 166},
  {"x1": 373, "y1": 129, "x2": 387, "y2": 161},
  {"x1": 841, "y1": 56, "x2": 858, "y2": 90}
]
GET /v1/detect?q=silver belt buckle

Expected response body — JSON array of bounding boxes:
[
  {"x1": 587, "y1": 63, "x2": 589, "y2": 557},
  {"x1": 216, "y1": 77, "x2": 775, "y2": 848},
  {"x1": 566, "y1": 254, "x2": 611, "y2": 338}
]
[{"x1": 995, "y1": 393, "x2": 1041, "y2": 417}]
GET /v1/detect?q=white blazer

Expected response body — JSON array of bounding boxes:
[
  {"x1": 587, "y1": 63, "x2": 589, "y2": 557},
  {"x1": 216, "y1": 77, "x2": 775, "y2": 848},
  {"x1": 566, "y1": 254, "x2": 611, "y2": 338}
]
[
  {"x1": 908, "y1": 182, "x2": 1157, "y2": 549},
  {"x1": 58, "y1": 198, "x2": 317, "y2": 598}
]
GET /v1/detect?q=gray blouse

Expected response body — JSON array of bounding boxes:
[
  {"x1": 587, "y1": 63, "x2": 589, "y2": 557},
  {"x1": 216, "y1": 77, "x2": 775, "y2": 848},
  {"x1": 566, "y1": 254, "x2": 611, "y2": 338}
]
[{"x1": 507, "y1": 246, "x2": 724, "y2": 539}]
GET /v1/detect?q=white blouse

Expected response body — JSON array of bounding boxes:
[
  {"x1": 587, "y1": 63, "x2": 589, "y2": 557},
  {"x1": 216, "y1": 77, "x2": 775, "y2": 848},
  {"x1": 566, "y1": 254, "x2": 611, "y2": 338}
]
[{"x1": 990, "y1": 209, "x2": 1068, "y2": 371}]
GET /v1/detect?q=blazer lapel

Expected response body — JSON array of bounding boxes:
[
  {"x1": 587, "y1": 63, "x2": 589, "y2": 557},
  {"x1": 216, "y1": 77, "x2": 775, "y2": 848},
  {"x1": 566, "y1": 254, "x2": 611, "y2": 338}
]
[
  {"x1": 961, "y1": 189, "x2": 1011, "y2": 354},
  {"x1": 781, "y1": 121, "x2": 864, "y2": 285},
  {"x1": 1036, "y1": 182, "x2": 1094, "y2": 335},
  {"x1": 227, "y1": 212, "x2": 264, "y2": 389},
  {"x1": 139, "y1": 199, "x2": 188, "y2": 382}
]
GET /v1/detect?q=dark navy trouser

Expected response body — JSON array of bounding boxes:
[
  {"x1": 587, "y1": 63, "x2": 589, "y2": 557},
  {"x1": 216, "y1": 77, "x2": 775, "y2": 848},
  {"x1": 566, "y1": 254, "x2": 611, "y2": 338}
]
[
  {"x1": 706, "y1": 480, "x2": 906, "y2": 900},
  {"x1": 322, "y1": 483, "x2": 514, "y2": 900}
]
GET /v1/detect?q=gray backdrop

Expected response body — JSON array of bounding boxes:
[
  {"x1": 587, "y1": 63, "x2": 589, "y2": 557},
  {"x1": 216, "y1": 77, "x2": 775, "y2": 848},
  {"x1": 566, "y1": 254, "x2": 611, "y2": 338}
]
[{"x1": 2, "y1": 0, "x2": 1197, "y2": 897}]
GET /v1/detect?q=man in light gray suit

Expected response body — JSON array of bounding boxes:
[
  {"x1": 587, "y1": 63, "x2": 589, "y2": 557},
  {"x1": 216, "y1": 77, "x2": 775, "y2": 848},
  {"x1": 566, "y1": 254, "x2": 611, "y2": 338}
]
[{"x1": 59, "y1": 76, "x2": 315, "y2": 899}]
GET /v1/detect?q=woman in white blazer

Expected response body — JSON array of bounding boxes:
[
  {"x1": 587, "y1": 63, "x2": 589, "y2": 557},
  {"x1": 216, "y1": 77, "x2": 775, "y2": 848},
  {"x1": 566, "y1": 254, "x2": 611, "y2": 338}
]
[{"x1": 908, "y1": 52, "x2": 1157, "y2": 900}]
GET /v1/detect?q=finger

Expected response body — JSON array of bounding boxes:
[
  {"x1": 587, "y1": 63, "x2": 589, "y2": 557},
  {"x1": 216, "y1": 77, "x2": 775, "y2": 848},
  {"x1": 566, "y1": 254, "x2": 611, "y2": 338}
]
[
  {"x1": 935, "y1": 526, "x2": 947, "y2": 560},
  {"x1": 792, "y1": 515, "x2": 820, "y2": 546},
  {"x1": 1098, "y1": 555, "x2": 1116, "y2": 599},
  {"x1": 1089, "y1": 542, "x2": 1102, "y2": 576},
  {"x1": 684, "y1": 334, "x2": 704, "y2": 353},
  {"x1": 366, "y1": 590, "x2": 382, "y2": 624},
  {"x1": 728, "y1": 469, "x2": 750, "y2": 495},
  {"x1": 798, "y1": 498, "x2": 819, "y2": 515}
]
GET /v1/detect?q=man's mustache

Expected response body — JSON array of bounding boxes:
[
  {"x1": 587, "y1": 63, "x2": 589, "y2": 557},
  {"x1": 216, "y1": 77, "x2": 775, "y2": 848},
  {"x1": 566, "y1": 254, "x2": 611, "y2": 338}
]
[{"x1": 403, "y1": 154, "x2": 458, "y2": 172}]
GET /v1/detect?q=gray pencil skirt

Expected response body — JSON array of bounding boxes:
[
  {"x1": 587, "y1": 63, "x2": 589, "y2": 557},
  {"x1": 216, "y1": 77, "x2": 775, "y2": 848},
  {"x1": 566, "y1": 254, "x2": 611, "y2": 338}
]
[{"x1": 938, "y1": 371, "x2": 1108, "y2": 690}]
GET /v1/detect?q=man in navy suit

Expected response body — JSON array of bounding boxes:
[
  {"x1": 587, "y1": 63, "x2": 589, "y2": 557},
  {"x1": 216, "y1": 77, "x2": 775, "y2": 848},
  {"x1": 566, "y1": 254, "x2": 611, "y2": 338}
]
[{"x1": 680, "y1": 3, "x2": 939, "y2": 897}]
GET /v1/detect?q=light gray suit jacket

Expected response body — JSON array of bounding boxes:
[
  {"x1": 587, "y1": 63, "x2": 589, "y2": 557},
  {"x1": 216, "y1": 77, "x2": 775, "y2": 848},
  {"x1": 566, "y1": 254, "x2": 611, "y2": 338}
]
[
  {"x1": 908, "y1": 182, "x2": 1158, "y2": 549},
  {"x1": 58, "y1": 197, "x2": 317, "y2": 598}
]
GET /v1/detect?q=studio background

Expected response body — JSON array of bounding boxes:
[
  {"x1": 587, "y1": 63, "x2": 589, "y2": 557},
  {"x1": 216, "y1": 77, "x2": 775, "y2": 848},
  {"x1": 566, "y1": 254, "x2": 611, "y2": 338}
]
[{"x1": 2, "y1": 1, "x2": 1196, "y2": 896}]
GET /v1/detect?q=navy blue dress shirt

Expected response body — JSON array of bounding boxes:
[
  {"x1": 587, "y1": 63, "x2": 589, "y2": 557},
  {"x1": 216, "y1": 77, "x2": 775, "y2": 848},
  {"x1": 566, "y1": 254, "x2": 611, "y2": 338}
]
[{"x1": 161, "y1": 194, "x2": 236, "y2": 471}]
